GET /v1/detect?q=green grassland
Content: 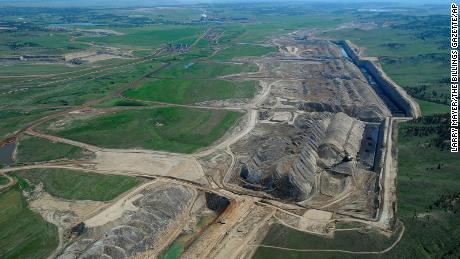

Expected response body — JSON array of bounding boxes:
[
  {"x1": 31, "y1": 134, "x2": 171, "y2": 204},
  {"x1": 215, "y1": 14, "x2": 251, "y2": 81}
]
[
  {"x1": 0, "y1": 64, "x2": 80, "y2": 76},
  {"x1": 0, "y1": 185, "x2": 58, "y2": 259},
  {"x1": 253, "y1": 223, "x2": 401, "y2": 259},
  {"x1": 386, "y1": 115, "x2": 460, "y2": 258},
  {"x1": 416, "y1": 99, "x2": 450, "y2": 115},
  {"x1": 11, "y1": 168, "x2": 142, "y2": 201},
  {"x1": 16, "y1": 135, "x2": 88, "y2": 163},
  {"x1": 155, "y1": 61, "x2": 258, "y2": 78},
  {"x1": 77, "y1": 25, "x2": 207, "y2": 48},
  {"x1": 0, "y1": 30, "x2": 88, "y2": 56},
  {"x1": 320, "y1": 15, "x2": 450, "y2": 114},
  {"x1": 40, "y1": 107, "x2": 242, "y2": 153},
  {"x1": 216, "y1": 14, "x2": 351, "y2": 45},
  {"x1": 0, "y1": 108, "x2": 61, "y2": 139},
  {"x1": 210, "y1": 44, "x2": 277, "y2": 60},
  {"x1": 0, "y1": 60, "x2": 163, "y2": 108},
  {"x1": 124, "y1": 79, "x2": 256, "y2": 104}
]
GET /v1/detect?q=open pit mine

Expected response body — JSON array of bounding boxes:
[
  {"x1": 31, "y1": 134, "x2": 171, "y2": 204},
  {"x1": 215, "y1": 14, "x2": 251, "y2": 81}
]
[{"x1": 1, "y1": 29, "x2": 420, "y2": 259}]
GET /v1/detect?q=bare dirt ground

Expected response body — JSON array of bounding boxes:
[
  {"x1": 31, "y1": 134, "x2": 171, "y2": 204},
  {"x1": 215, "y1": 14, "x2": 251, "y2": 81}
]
[
  {"x1": 93, "y1": 150, "x2": 208, "y2": 185},
  {"x1": 64, "y1": 47, "x2": 133, "y2": 63},
  {"x1": 84, "y1": 180, "x2": 159, "y2": 228},
  {"x1": 30, "y1": 192, "x2": 104, "y2": 228},
  {"x1": 181, "y1": 197, "x2": 257, "y2": 259}
]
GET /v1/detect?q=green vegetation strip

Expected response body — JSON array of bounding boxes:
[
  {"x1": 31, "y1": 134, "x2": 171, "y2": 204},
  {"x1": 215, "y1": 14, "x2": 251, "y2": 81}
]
[
  {"x1": 156, "y1": 61, "x2": 258, "y2": 78},
  {"x1": 124, "y1": 79, "x2": 256, "y2": 104},
  {"x1": 159, "y1": 213, "x2": 217, "y2": 259},
  {"x1": 11, "y1": 168, "x2": 142, "y2": 201},
  {"x1": 16, "y1": 135, "x2": 88, "y2": 163},
  {"x1": 211, "y1": 44, "x2": 277, "y2": 60},
  {"x1": 78, "y1": 25, "x2": 206, "y2": 47},
  {"x1": 41, "y1": 107, "x2": 242, "y2": 153},
  {"x1": 0, "y1": 185, "x2": 58, "y2": 259}
]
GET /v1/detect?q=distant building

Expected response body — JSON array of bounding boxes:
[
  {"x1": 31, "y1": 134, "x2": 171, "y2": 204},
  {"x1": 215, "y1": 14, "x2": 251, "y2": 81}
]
[{"x1": 200, "y1": 12, "x2": 208, "y2": 22}]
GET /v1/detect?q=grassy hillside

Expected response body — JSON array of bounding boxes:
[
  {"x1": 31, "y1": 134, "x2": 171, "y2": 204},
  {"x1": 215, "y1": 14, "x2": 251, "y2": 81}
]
[
  {"x1": 12, "y1": 168, "x2": 142, "y2": 201},
  {"x1": 40, "y1": 107, "x2": 242, "y2": 153},
  {"x1": 124, "y1": 79, "x2": 256, "y2": 104},
  {"x1": 0, "y1": 108, "x2": 60, "y2": 139},
  {"x1": 16, "y1": 135, "x2": 88, "y2": 163},
  {"x1": 155, "y1": 61, "x2": 258, "y2": 78},
  {"x1": 0, "y1": 185, "x2": 58, "y2": 259}
]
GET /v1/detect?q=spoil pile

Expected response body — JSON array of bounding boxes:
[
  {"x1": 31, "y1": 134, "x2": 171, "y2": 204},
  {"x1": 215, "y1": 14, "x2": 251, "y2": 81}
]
[{"x1": 58, "y1": 185, "x2": 193, "y2": 259}]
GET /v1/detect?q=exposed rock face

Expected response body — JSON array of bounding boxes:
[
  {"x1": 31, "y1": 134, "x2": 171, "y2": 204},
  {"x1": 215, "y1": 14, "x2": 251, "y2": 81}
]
[
  {"x1": 236, "y1": 112, "x2": 365, "y2": 201},
  {"x1": 58, "y1": 185, "x2": 193, "y2": 259}
]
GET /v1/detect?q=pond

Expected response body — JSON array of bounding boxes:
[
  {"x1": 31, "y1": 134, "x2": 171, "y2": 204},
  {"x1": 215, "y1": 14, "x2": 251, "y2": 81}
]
[{"x1": 0, "y1": 143, "x2": 16, "y2": 165}]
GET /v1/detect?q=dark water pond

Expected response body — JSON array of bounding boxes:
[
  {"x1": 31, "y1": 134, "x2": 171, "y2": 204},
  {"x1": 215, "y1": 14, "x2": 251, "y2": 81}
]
[{"x1": 0, "y1": 143, "x2": 16, "y2": 165}]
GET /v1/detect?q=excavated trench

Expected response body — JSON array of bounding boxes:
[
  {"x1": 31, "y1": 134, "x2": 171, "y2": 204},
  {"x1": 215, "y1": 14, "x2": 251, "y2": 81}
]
[{"x1": 338, "y1": 44, "x2": 405, "y2": 117}]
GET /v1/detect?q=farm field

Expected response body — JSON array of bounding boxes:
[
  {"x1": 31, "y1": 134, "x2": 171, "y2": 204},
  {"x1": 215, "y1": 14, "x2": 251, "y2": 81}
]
[
  {"x1": 15, "y1": 135, "x2": 88, "y2": 163},
  {"x1": 39, "y1": 107, "x2": 242, "y2": 153},
  {"x1": 124, "y1": 79, "x2": 257, "y2": 104},
  {"x1": 11, "y1": 168, "x2": 142, "y2": 201}
]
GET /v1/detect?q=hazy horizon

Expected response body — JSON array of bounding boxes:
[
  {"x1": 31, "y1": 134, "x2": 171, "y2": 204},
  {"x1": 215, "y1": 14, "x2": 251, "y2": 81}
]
[{"x1": 0, "y1": 0, "x2": 452, "y2": 7}]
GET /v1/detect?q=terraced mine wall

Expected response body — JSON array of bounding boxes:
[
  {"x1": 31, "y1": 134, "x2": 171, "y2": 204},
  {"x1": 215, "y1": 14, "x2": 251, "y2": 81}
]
[{"x1": 338, "y1": 40, "x2": 421, "y2": 118}]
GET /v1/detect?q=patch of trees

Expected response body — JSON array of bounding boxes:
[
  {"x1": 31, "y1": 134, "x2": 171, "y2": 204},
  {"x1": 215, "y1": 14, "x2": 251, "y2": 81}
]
[
  {"x1": 382, "y1": 43, "x2": 407, "y2": 49},
  {"x1": 381, "y1": 53, "x2": 448, "y2": 65},
  {"x1": 406, "y1": 86, "x2": 449, "y2": 105},
  {"x1": 391, "y1": 15, "x2": 448, "y2": 31},
  {"x1": 431, "y1": 192, "x2": 459, "y2": 214},
  {"x1": 401, "y1": 114, "x2": 451, "y2": 150}
]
